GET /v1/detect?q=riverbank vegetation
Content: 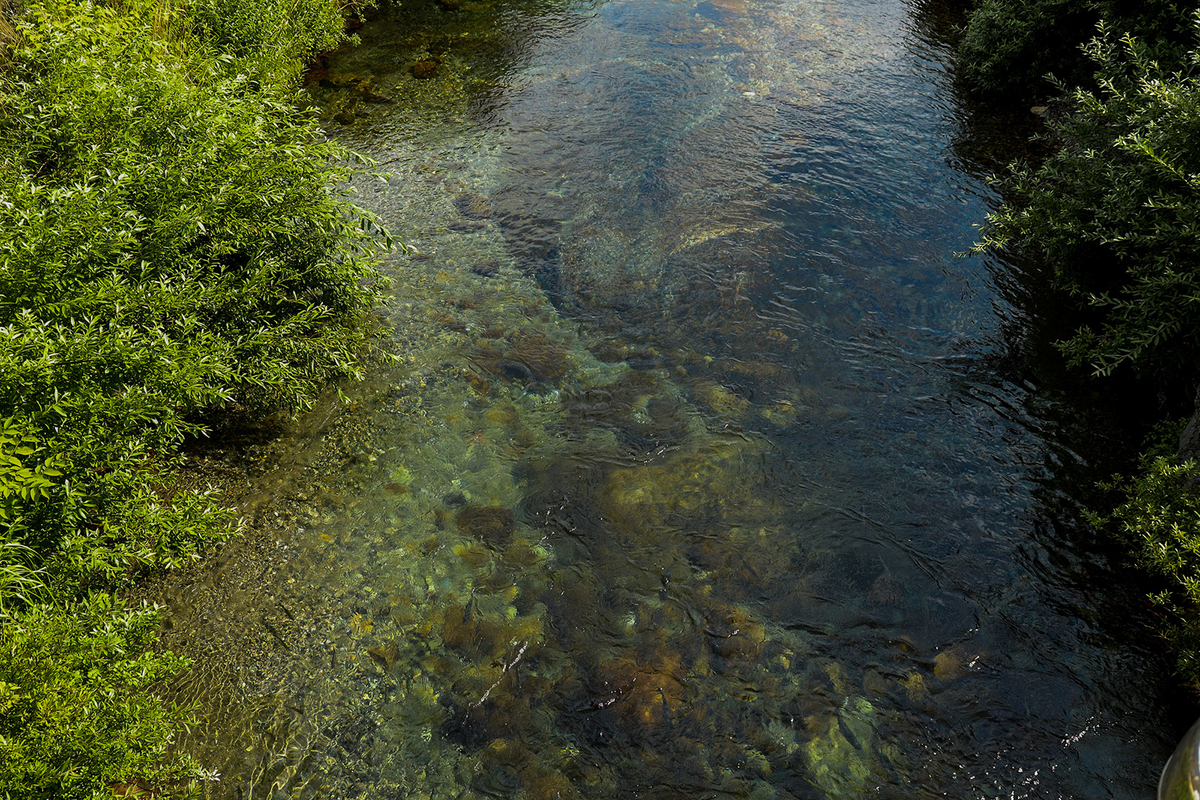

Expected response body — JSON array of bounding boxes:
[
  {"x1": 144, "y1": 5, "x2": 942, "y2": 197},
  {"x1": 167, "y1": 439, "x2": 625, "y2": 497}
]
[
  {"x1": 954, "y1": 1, "x2": 1200, "y2": 689},
  {"x1": 0, "y1": 0, "x2": 383, "y2": 793},
  {"x1": 956, "y1": 0, "x2": 1192, "y2": 100}
]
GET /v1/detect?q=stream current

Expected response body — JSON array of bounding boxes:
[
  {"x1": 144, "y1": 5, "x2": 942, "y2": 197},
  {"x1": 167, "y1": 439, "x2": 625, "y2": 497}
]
[{"x1": 150, "y1": 0, "x2": 1186, "y2": 797}]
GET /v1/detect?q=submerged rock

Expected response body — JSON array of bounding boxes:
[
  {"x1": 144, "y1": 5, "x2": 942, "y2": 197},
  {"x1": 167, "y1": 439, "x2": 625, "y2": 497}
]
[
  {"x1": 708, "y1": 604, "x2": 767, "y2": 660},
  {"x1": 412, "y1": 59, "x2": 440, "y2": 79},
  {"x1": 865, "y1": 571, "x2": 905, "y2": 609},
  {"x1": 474, "y1": 331, "x2": 570, "y2": 383},
  {"x1": 321, "y1": 72, "x2": 373, "y2": 89},
  {"x1": 454, "y1": 191, "x2": 494, "y2": 220},
  {"x1": 334, "y1": 104, "x2": 362, "y2": 125},
  {"x1": 805, "y1": 696, "x2": 897, "y2": 797},
  {"x1": 694, "y1": 380, "x2": 751, "y2": 418},
  {"x1": 597, "y1": 642, "x2": 687, "y2": 728},
  {"x1": 455, "y1": 505, "x2": 516, "y2": 548},
  {"x1": 368, "y1": 641, "x2": 401, "y2": 670},
  {"x1": 472, "y1": 258, "x2": 501, "y2": 277}
]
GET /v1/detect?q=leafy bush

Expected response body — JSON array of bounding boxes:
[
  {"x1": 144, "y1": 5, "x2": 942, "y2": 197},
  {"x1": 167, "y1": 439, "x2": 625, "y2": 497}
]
[
  {"x1": 186, "y1": 0, "x2": 349, "y2": 84},
  {"x1": 0, "y1": 0, "x2": 384, "y2": 790},
  {"x1": 960, "y1": 2, "x2": 1200, "y2": 692},
  {"x1": 1101, "y1": 449, "x2": 1200, "y2": 685},
  {"x1": 0, "y1": 595, "x2": 200, "y2": 799},
  {"x1": 957, "y1": 0, "x2": 1097, "y2": 97},
  {"x1": 0, "y1": 0, "x2": 383, "y2": 591},
  {"x1": 976, "y1": 21, "x2": 1200, "y2": 379},
  {"x1": 956, "y1": 0, "x2": 1191, "y2": 98}
]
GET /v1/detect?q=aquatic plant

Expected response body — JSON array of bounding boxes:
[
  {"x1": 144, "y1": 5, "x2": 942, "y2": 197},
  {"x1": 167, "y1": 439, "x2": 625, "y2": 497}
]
[{"x1": 803, "y1": 696, "x2": 904, "y2": 798}]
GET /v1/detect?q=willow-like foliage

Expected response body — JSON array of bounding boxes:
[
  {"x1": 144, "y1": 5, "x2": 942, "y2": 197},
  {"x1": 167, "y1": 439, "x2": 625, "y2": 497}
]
[
  {"x1": 978, "y1": 21, "x2": 1200, "y2": 379},
  {"x1": 0, "y1": 0, "x2": 385, "y2": 789},
  {"x1": 0, "y1": 0, "x2": 385, "y2": 591}
]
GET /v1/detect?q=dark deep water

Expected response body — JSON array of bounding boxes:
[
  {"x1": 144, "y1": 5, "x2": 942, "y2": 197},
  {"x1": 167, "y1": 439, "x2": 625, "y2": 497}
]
[{"x1": 153, "y1": 0, "x2": 1189, "y2": 797}]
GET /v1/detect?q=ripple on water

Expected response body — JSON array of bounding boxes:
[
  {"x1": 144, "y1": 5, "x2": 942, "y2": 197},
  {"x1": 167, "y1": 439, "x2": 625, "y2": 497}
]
[{"x1": 143, "y1": 0, "x2": 1179, "y2": 797}]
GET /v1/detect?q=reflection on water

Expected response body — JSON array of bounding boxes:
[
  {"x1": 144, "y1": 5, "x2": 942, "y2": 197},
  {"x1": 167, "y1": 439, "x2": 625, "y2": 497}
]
[{"x1": 148, "y1": 0, "x2": 1182, "y2": 797}]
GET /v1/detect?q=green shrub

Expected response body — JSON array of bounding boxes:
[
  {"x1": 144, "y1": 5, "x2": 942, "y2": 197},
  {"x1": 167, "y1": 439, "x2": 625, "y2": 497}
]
[
  {"x1": 956, "y1": 0, "x2": 1191, "y2": 98},
  {"x1": 0, "y1": 594, "x2": 201, "y2": 799},
  {"x1": 0, "y1": 0, "x2": 384, "y2": 591},
  {"x1": 957, "y1": 0, "x2": 1097, "y2": 97},
  {"x1": 976, "y1": 20, "x2": 1200, "y2": 378},
  {"x1": 0, "y1": 0, "x2": 384, "y2": 791},
  {"x1": 1101, "y1": 450, "x2": 1200, "y2": 685},
  {"x1": 186, "y1": 0, "x2": 350, "y2": 84}
]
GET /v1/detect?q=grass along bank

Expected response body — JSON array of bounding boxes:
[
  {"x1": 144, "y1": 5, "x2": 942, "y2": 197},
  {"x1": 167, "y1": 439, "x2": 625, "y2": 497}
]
[{"x1": 0, "y1": 0, "x2": 385, "y2": 794}]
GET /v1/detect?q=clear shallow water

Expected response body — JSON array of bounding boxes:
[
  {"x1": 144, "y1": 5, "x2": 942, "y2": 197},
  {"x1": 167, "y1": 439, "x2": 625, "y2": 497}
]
[{"x1": 151, "y1": 0, "x2": 1183, "y2": 797}]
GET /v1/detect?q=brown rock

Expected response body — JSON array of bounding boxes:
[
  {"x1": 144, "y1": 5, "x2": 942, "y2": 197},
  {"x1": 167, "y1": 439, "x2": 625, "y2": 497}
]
[
  {"x1": 411, "y1": 60, "x2": 439, "y2": 79},
  {"x1": 453, "y1": 191, "x2": 494, "y2": 220},
  {"x1": 455, "y1": 505, "x2": 516, "y2": 549},
  {"x1": 368, "y1": 641, "x2": 401, "y2": 670}
]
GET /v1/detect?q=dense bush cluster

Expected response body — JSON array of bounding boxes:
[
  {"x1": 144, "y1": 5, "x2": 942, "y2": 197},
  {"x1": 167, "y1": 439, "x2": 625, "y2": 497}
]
[
  {"x1": 960, "y1": 0, "x2": 1200, "y2": 687},
  {"x1": 977, "y1": 26, "x2": 1200, "y2": 380},
  {"x1": 955, "y1": 0, "x2": 1192, "y2": 98},
  {"x1": 0, "y1": 0, "x2": 382, "y2": 592},
  {"x1": 1101, "y1": 452, "x2": 1200, "y2": 685},
  {"x1": 0, "y1": 0, "x2": 383, "y2": 793},
  {"x1": 0, "y1": 596, "x2": 199, "y2": 799}
]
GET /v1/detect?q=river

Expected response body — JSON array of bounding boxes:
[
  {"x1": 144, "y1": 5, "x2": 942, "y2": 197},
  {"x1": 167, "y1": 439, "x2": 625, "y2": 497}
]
[{"x1": 148, "y1": 0, "x2": 1184, "y2": 796}]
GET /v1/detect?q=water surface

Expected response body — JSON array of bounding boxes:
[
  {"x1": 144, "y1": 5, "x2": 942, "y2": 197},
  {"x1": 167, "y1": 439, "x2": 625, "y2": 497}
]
[{"x1": 152, "y1": 0, "x2": 1182, "y2": 797}]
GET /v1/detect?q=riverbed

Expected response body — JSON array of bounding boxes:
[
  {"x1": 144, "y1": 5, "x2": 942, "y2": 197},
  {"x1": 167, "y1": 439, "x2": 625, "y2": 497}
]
[{"x1": 147, "y1": 0, "x2": 1182, "y2": 797}]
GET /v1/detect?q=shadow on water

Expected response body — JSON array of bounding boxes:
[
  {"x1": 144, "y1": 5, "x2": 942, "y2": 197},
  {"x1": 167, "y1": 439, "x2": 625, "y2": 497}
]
[
  {"x1": 144, "y1": 0, "x2": 1192, "y2": 797},
  {"x1": 910, "y1": 0, "x2": 1200, "y2": 740}
]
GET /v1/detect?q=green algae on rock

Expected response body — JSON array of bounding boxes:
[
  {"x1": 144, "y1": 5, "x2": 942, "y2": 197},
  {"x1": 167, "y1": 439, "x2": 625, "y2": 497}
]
[{"x1": 805, "y1": 696, "x2": 906, "y2": 798}]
